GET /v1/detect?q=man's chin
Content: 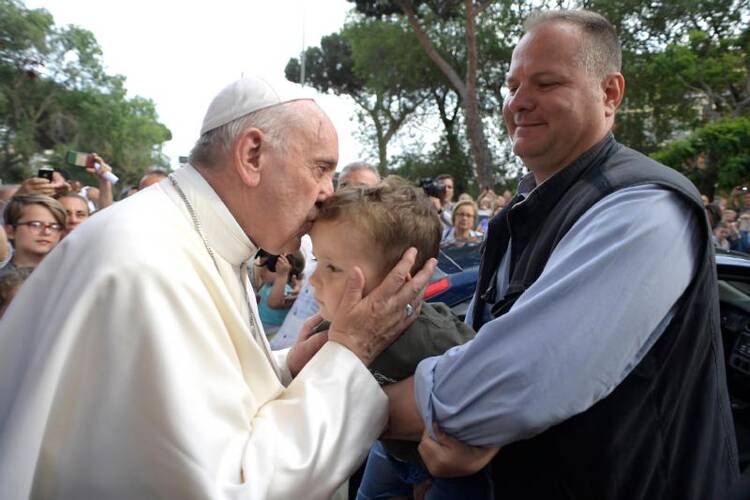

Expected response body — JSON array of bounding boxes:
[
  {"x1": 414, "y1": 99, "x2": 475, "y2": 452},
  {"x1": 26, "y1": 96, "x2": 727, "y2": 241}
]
[{"x1": 266, "y1": 238, "x2": 301, "y2": 256}]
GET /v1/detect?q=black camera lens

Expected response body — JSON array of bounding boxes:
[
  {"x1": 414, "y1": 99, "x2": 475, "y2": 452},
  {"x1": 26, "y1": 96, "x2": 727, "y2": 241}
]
[
  {"x1": 255, "y1": 249, "x2": 279, "y2": 272},
  {"x1": 418, "y1": 177, "x2": 447, "y2": 199},
  {"x1": 264, "y1": 255, "x2": 279, "y2": 272}
]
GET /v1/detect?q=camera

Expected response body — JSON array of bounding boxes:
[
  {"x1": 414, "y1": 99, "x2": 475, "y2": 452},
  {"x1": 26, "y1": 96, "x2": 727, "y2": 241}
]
[
  {"x1": 418, "y1": 177, "x2": 447, "y2": 199},
  {"x1": 37, "y1": 168, "x2": 54, "y2": 182},
  {"x1": 255, "y1": 249, "x2": 279, "y2": 272}
]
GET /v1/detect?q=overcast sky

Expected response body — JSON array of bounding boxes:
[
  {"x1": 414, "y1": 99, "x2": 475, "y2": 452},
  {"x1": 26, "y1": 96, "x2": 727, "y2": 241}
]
[{"x1": 26, "y1": 0, "x2": 366, "y2": 170}]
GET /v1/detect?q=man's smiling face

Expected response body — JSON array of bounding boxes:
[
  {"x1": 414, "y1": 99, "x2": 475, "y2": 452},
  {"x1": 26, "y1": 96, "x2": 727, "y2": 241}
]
[{"x1": 502, "y1": 21, "x2": 609, "y2": 174}]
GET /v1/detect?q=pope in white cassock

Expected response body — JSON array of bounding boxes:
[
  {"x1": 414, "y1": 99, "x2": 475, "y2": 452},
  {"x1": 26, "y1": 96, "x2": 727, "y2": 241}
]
[{"x1": 0, "y1": 77, "x2": 435, "y2": 499}]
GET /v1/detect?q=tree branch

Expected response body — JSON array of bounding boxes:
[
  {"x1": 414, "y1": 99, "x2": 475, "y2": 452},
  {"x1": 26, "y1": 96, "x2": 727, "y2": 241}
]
[{"x1": 395, "y1": 0, "x2": 467, "y2": 99}]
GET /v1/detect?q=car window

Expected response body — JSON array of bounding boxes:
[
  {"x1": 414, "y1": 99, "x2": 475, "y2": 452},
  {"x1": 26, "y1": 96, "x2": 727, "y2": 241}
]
[
  {"x1": 719, "y1": 279, "x2": 750, "y2": 314},
  {"x1": 439, "y1": 243, "x2": 483, "y2": 270}
]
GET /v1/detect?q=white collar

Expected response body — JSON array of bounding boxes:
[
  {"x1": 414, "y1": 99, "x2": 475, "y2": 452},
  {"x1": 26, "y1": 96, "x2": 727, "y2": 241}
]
[{"x1": 170, "y1": 165, "x2": 257, "y2": 267}]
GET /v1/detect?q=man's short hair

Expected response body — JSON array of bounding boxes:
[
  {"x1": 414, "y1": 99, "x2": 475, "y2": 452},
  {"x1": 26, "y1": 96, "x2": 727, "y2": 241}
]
[
  {"x1": 188, "y1": 102, "x2": 306, "y2": 168},
  {"x1": 317, "y1": 176, "x2": 441, "y2": 276},
  {"x1": 56, "y1": 193, "x2": 92, "y2": 216},
  {"x1": 436, "y1": 174, "x2": 453, "y2": 183},
  {"x1": 524, "y1": 9, "x2": 621, "y2": 78},
  {"x1": 142, "y1": 169, "x2": 168, "y2": 179},
  {"x1": 339, "y1": 162, "x2": 380, "y2": 184},
  {"x1": 3, "y1": 194, "x2": 66, "y2": 227}
]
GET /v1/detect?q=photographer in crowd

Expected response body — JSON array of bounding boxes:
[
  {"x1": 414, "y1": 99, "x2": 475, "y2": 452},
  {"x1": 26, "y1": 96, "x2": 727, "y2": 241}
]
[
  {"x1": 436, "y1": 174, "x2": 455, "y2": 227},
  {"x1": 16, "y1": 152, "x2": 115, "y2": 212},
  {"x1": 255, "y1": 250, "x2": 305, "y2": 336},
  {"x1": 419, "y1": 176, "x2": 453, "y2": 235}
]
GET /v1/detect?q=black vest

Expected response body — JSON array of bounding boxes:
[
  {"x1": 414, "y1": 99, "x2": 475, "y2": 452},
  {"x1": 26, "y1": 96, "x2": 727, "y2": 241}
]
[{"x1": 473, "y1": 135, "x2": 739, "y2": 499}]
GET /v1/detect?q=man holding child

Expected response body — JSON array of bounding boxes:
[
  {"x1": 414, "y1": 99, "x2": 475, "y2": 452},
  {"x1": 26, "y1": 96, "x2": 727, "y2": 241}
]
[{"x1": 387, "y1": 9, "x2": 738, "y2": 500}]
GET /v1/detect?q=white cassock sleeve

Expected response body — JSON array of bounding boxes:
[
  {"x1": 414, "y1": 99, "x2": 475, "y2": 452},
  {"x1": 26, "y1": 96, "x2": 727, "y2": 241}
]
[{"x1": 0, "y1": 251, "x2": 388, "y2": 500}]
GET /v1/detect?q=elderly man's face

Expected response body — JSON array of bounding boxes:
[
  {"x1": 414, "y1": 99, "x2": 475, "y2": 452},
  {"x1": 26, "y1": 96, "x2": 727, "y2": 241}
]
[
  {"x1": 139, "y1": 173, "x2": 167, "y2": 190},
  {"x1": 256, "y1": 104, "x2": 338, "y2": 254},
  {"x1": 338, "y1": 169, "x2": 379, "y2": 189},
  {"x1": 503, "y1": 22, "x2": 610, "y2": 173},
  {"x1": 59, "y1": 196, "x2": 90, "y2": 234}
]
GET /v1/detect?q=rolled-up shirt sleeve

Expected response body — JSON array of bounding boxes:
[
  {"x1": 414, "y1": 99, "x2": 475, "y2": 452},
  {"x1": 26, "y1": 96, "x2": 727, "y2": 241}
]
[{"x1": 415, "y1": 185, "x2": 701, "y2": 447}]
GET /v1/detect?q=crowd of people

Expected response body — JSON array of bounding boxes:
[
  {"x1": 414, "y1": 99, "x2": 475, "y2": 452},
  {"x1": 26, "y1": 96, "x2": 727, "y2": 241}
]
[
  {"x1": 0, "y1": 8, "x2": 744, "y2": 500},
  {"x1": 0, "y1": 156, "x2": 170, "y2": 319},
  {"x1": 705, "y1": 187, "x2": 750, "y2": 252}
]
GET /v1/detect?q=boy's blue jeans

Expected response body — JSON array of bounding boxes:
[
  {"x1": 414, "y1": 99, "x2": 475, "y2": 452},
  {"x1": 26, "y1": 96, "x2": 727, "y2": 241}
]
[{"x1": 356, "y1": 441, "x2": 493, "y2": 500}]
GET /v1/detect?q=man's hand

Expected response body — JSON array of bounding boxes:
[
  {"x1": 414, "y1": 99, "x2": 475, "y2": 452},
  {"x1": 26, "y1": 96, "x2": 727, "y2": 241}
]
[
  {"x1": 327, "y1": 247, "x2": 437, "y2": 366},
  {"x1": 87, "y1": 153, "x2": 114, "y2": 209},
  {"x1": 85, "y1": 153, "x2": 112, "y2": 179},
  {"x1": 418, "y1": 425, "x2": 500, "y2": 478},
  {"x1": 287, "y1": 313, "x2": 329, "y2": 377}
]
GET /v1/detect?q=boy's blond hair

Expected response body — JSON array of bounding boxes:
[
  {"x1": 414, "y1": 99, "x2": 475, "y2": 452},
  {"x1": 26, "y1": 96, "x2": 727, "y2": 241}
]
[{"x1": 317, "y1": 176, "x2": 441, "y2": 276}]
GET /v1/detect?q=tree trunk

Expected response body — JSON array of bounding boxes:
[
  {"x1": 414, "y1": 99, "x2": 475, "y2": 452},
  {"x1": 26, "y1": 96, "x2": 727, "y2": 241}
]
[
  {"x1": 396, "y1": 0, "x2": 494, "y2": 189},
  {"x1": 377, "y1": 135, "x2": 388, "y2": 176},
  {"x1": 433, "y1": 88, "x2": 464, "y2": 163}
]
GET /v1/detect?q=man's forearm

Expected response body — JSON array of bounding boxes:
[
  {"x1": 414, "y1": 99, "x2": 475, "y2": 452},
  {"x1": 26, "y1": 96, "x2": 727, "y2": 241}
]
[
  {"x1": 98, "y1": 178, "x2": 113, "y2": 209},
  {"x1": 383, "y1": 377, "x2": 424, "y2": 441}
]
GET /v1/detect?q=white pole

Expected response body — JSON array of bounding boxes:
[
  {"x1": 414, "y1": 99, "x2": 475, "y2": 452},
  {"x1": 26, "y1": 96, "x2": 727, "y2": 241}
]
[{"x1": 300, "y1": 0, "x2": 306, "y2": 86}]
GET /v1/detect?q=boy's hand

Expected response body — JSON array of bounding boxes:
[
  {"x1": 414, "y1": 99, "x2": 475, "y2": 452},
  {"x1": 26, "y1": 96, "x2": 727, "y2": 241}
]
[
  {"x1": 327, "y1": 247, "x2": 437, "y2": 366},
  {"x1": 418, "y1": 424, "x2": 500, "y2": 478},
  {"x1": 287, "y1": 313, "x2": 329, "y2": 377}
]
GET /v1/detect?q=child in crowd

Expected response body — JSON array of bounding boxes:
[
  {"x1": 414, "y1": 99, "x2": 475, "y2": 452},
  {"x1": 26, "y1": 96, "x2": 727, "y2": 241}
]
[
  {"x1": 308, "y1": 177, "x2": 491, "y2": 499},
  {"x1": 2, "y1": 194, "x2": 66, "y2": 271},
  {"x1": 255, "y1": 250, "x2": 304, "y2": 336},
  {"x1": 0, "y1": 266, "x2": 33, "y2": 319}
]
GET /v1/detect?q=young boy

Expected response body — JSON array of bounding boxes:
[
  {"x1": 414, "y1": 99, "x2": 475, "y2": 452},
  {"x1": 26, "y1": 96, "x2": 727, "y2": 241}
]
[
  {"x1": 3, "y1": 194, "x2": 66, "y2": 271},
  {"x1": 308, "y1": 177, "x2": 492, "y2": 499}
]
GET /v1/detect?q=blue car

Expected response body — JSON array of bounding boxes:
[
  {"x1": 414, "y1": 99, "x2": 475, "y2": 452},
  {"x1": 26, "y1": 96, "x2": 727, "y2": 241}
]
[{"x1": 425, "y1": 242, "x2": 481, "y2": 317}]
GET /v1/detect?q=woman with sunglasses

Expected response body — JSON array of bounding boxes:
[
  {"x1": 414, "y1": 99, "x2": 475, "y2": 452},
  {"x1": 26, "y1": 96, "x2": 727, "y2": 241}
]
[{"x1": 2, "y1": 194, "x2": 66, "y2": 271}]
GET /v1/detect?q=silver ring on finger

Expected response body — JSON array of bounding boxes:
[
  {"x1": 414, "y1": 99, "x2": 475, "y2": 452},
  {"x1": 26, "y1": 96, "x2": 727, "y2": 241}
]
[{"x1": 404, "y1": 303, "x2": 415, "y2": 318}]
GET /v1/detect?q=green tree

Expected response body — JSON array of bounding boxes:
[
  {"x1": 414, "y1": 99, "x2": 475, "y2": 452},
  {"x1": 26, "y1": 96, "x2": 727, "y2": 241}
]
[
  {"x1": 0, "y1": 0, "x2": 171, "y2": 185},
  {"x1": 348, "y1": 0, "x2": 499, "y2": 189},
  {"x1": 286, "y1": 25, "x2": 428, "y2": 176},
  {"x1": 652, "y1": 116, "x2": 750, "y2": 197},
  {"x1": 585, "y1": 0, "x2": 750, "y2": 153}
]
